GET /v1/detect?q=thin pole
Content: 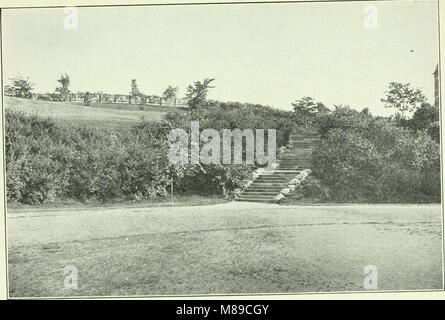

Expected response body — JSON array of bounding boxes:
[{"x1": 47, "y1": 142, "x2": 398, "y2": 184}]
[{"x1": 171, "y1": 179, "x2": 174, "y2": 205}]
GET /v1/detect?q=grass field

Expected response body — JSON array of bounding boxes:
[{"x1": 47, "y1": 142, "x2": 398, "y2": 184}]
[
  {"x1": 69, "y1": 101, "x2": 185, "y2": 113},
  {"x1": 7, "y1": 203, "x2": 443, "y2": 297},
  {"x1": 4, "y1": 97, "x2": 173, "y2": 129}
]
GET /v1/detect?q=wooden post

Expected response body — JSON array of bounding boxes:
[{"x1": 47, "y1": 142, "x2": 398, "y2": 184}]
[{"x1": 170, "y1": 179, "x2": 174, "y2": 204}]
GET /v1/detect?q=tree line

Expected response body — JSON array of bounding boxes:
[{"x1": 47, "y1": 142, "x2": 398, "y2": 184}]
[{"x1": 4, "y1": 74, "x2": 216, "y2": 109}]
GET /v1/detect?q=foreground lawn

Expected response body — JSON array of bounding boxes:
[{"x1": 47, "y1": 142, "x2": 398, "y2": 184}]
[{"x1": 7, "y1": 203, "x2": 442, "y2": 297}]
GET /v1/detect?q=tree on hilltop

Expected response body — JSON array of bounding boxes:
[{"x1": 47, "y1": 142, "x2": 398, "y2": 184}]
[
  {"x1": 185, "y1": 78, "x2": 215, "y2": 109},
  {"x1": 55, "y1": 73, "x2": 71, "y2": 101},
  {"x1": 381, "y1": 82, "x2": 426, "y2": 118},
  {"x1": 5, "y1": 74, "x2": 34, "y2": 98},
  {"x1": 292, "y1": 96, "x2": 329, "y2": 128},
  {"x1": 163, "y1": 85, "x2": 179, "y2": 103}
]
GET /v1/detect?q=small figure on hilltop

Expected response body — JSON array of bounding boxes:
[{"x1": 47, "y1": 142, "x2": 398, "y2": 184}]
[
  {"x1": 55, "y1": 73, "x2": 71, "y2": 101},
  {"x1": 130, "y1": 79, "x2": 142, "y2": 104},
  {"x1": 84, "y1": 91, "x2": 91, "y2": 106}
]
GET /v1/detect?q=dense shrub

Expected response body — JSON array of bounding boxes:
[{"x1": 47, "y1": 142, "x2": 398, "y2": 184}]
[
  {"x1": 165, "y1": 101, "x2": 294, "y2": 148},
  {"x1": 164, "y1": 101, "x2": 294, "y2": 194},
  {"x1": 312, "y1": 119, "x2": 440, "y2": 203},
  {"x1": 315, "y1": 105, "x2": 374, "y2": 138},
  {"x1": 405, "y1": 103, "x2": 440, "y2": 143},
  {"x1": 5, "y1": 110, "x2": 177, "y2": 204},
  {"x1": 6, "y1": 100, "x2": 293, "y2": 204}
]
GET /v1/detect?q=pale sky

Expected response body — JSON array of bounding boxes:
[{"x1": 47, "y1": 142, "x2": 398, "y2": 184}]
[{"x1": 2, "y1": 1, "x2": 439, "y2": 116}]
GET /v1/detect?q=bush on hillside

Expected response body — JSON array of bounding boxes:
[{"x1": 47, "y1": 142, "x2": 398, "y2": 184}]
[
  {"x1": 312, "y1": 121, "x2": 440, "y2": 203},
  {"x1": 164, "y1": 101, "x2": 294, "y2": 195},
  {"x1": 5, "y1": 110, "x2": 177, "y2": 204},
  {"x1": 6, "y1": 101, "x2": 293, "y2": 204}
]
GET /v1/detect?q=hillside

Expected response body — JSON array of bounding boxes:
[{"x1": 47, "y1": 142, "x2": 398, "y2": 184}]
[{"x1": 4, "y1": 97, "x2": 173, "y2": 129}]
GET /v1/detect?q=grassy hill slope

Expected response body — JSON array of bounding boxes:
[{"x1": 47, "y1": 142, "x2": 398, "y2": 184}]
[{"x1": 4, "y1": 97, "x2": 171, "y2": 129}]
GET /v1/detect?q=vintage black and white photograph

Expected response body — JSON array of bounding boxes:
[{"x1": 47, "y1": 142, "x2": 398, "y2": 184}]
[{"x1": 2, "y1": 0, "x2": 443, "y2": 298}]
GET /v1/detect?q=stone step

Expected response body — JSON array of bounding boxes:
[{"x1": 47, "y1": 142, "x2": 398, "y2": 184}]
[
  {"x1": 250, "y1": 184, "x2": 288, "y2": 188},
  {"x1": 254, "y1": 181, "x2": 290, "y2": 184},
  {"x1": 251, "y1": 180, "x2": 290, "y2": 184},
  {"x1": 255, "y1": 176, "x2": 290, "y2": 180},
  {"x1": 236, "y1": 131, "x2": 319, "y2": 203},
  {"x1": 249, "y1": 186, "x2": 287, "y2": 190},
  {"x1": 248, "y1": 188, "x2": 284, "y2": 192},
  {"x1": 257, "y1": 174, "x2": 293, "y2": 178},
  {"x1": 249, "y1": 185, "x2": 285, "y2": 188},
  {"x1": 254, "y1": 179, "x2": 290, "y2": 183},
  {"x1": 237, "y1": 194, "x2": 276, "y2": 199},
  {"x1": 255, "y1": 175, "x2": 291, "y2": 178},
  {"x1": 251, "y1": 179, "x2": 286, "y2": 182},
  {"x1": 236, "y1": 198, "x2": 275, "y2": 203},
  {"x1": 250, "y1": 181, "x2": 287, "y2": 185},
  {"x1": 259, "y1": 174, "x2": 298, "y2": 177},
  {"x1": 252, "y1": 180, "x2": 289, "y2": 183},
  {"x1": 242, "y1": 191, "x2": 278, "y2": 196},
  {"x1": 257, "y1": 172, "x2": 298, "y2": 176}
]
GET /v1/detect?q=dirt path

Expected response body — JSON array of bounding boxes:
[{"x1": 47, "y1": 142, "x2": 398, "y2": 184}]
[
  {"x1": 6, "y1": 203, "x2": 443, "y2": 297},
  {"x1": 7, "y1": 202, "x2": 441, "y2": 246}
]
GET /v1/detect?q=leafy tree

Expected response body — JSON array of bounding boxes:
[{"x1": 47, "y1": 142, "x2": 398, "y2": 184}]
[
  {"x1": 408, "y1": 103, "x2": 439, "y2": 142},
  {"x1": 5, "y1": 75, "x2": 34, "y2": 98},
  {"x1": 55, "y1": 73, "x2": 70, "y2": 101},
  {"x1": 292, "y1": 96, "x2": 329, "y2": 128},
  {"x1": 163, "y1": 85, "x2": 178, "y2": 102},
  {"x1": 361, "y1": 107, "x2": 370, "y2": 116},
  {"x1": 185, "y1": 78, "x2": 215, "y2": 109},
  {"x1": 381, "y1": 82, "x2": 426, "y2": 117},
  {"x1": 316, "y1": 104, "x2": 370, "y2": 137}
]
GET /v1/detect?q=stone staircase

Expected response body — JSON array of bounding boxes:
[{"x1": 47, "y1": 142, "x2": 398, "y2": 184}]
[{"x1": 236, "y1": 131, "x2": 320, "y2": 203}]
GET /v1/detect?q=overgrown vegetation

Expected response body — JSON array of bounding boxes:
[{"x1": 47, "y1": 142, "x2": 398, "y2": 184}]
[
  {"x1": 5, "y1": 76, "x2": 440, "y2": 205},
  {"x1": 5, "y1": 98, "x2": 293, "y2": 204},
  {"x1": 299, "y1": 82, "x2": 441, "y2": 203}
]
